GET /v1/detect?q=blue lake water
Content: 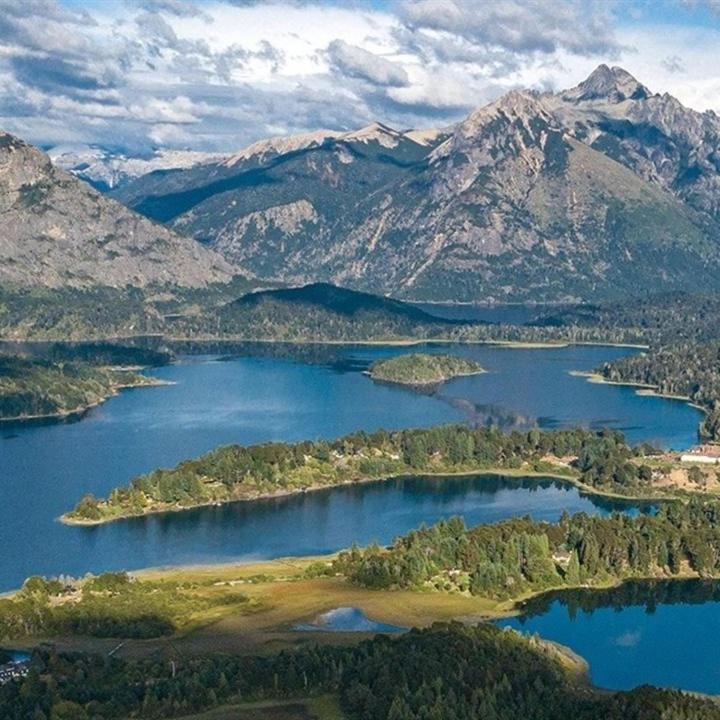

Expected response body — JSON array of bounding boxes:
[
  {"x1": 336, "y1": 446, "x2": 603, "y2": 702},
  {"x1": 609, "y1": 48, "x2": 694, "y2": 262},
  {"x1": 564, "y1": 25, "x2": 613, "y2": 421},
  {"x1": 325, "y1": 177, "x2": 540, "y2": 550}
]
[
  {"x1": 498, "y1": 580, "x2": 720, "y2": 694},
  {"x1": 0, "y1": 343, "x2": 701, "y2": 591},
  {"x1": 295, "y1": 607, "x2": 406, "y2": 634}
]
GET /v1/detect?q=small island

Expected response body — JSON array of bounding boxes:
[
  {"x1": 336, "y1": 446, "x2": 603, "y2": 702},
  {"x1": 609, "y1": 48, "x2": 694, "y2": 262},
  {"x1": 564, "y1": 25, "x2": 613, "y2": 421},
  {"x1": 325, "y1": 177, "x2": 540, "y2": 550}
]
[{"x1": 368, "y1": 352, "x2": 485, "y2": 386}]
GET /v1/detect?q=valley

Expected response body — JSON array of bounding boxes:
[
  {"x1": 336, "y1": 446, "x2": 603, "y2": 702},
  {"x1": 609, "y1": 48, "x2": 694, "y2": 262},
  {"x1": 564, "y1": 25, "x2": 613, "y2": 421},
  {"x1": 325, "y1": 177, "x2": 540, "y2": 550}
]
[{"x1": 3, "y1": 38, "x2": 720, "y2": 720}]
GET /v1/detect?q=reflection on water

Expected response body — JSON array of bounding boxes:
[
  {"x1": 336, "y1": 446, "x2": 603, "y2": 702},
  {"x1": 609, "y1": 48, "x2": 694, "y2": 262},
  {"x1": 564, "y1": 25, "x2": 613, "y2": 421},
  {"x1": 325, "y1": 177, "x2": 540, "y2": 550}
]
[
  {"x1": 0, "y1": 344, "x2": 702, "y2": 591},
  {"x1": 518, "y1": 578, "x2": 720, "y2": 618},
  {"x1": 295, "y1": 607, "x2": 406, "y2": 634},
  {"x1": 498, "y1": 579, "x2": 720, "y2": 694},
  {"x1": 1, "y1": 475, "x2": 627, "y2": 592}
]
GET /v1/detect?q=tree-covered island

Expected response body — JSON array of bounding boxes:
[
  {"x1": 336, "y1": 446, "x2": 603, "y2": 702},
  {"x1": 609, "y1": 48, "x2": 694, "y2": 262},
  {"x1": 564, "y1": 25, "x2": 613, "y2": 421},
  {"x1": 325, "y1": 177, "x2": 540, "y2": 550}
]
[{"x1": 368, "y1": 353, "x2": 485, "y2": 386}]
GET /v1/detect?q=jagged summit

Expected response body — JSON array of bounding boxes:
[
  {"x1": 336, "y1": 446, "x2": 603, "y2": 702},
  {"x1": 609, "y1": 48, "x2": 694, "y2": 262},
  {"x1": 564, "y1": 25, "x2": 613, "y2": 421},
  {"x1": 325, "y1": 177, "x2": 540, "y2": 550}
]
[
  {"x1": 340, "y1": 121, "x2": 404, "y2": 147},
  {"x1": 109, "y1": 65, "x2": 720, "y2": 303},
  {"x1": 562, "y1": 64, "x2": 651, "y2": 103},
  {"x1": 433, "y1": 88, "x2": 558, "y2": 163}
]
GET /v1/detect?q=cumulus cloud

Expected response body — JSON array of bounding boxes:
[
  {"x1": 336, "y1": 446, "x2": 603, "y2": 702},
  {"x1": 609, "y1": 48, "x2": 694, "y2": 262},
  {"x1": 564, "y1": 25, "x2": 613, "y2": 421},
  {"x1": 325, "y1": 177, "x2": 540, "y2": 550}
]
[
  {"x1": 0, "y1": 0, "x2": 714, "y2": 154},
  {"x1": 397, "y1": 0, "x2": 622, "y2": 57},
  {"x1": 327, "y1": 40, "x2": 409, "y2": 87}
]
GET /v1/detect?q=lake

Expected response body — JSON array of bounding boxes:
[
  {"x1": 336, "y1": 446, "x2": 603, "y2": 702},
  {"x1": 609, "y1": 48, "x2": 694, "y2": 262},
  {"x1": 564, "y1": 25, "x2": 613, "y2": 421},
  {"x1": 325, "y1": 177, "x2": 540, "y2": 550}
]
[
  {"x1": 0, "y1": 343, "x2": 701, "y2": 590},
  {"x1": 498, "y1": 579, "x2": 720, "y2": 694}
]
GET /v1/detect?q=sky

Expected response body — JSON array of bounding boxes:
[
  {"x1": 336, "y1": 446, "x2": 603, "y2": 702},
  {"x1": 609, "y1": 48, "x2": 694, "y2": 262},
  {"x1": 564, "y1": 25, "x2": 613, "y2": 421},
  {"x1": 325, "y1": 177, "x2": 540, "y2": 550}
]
[{"x1": 1, "y1": 0, "x2": 720, "y2": 155}]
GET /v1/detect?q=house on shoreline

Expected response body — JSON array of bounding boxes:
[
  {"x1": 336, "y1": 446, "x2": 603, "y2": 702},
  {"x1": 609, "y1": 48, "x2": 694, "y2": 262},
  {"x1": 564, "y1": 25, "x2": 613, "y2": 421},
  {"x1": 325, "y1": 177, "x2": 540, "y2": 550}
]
[{"x1": 680, "y1": 445, "x2": 720, "y2": 465}]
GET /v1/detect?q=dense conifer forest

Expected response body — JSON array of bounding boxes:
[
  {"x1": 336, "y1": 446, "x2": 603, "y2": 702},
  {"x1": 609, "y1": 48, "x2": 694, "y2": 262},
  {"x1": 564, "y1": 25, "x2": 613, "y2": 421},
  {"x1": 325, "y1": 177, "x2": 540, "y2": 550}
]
[
  {"x1": 2, "y1": 624, "x2": 718, "y2": 720},
  {"x1": 334, "y1": 502, "x2": 720, "y2": 598},
  {"x1": 0, "y1": 354, "x2": 161, "y2": 420}
]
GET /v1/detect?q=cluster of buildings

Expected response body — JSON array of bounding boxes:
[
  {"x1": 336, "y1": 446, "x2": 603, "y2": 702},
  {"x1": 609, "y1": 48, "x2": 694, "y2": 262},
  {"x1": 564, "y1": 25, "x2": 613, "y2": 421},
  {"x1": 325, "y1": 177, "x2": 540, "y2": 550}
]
[
  {"x1": 679, "y1": 445, "x2": 720, "y2": 465},
  {"x1": 0, "y1": 656, "x2": 30, "y2": 685}
]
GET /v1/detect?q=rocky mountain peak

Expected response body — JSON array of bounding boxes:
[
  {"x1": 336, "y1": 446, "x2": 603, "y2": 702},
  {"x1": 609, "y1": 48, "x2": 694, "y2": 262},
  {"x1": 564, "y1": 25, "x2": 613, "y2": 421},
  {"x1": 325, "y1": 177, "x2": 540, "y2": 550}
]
[
  {"x1": 340, "y1": 122, "x2": 405, "y2": 148},
  {"x1": 0, "y1": 128, "x2": 235, "y2": 289},
  {"x1": 562, "y1": 64, "x2": 651, "y2": 103},
  {"x1": 223, "y1": 129, "x2": 341, "y2": 168},
  {"x1": 433, "y1": 89, "x2": 557, "y2": 163}
]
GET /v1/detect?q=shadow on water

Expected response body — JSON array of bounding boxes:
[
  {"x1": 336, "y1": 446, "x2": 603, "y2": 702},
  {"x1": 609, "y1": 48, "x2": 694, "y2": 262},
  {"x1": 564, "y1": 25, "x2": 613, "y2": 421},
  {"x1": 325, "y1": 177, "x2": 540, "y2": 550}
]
[{"x1": 515, "y1": 578, "x2": 720, "y2": 620}]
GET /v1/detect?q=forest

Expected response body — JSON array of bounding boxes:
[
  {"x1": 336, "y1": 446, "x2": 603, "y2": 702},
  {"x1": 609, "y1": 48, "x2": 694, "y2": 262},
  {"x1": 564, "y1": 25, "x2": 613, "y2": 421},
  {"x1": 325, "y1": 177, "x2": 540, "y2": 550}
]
[
  {"x1": 0, "y1": 354, "x2": 160, "y2": 420},
  {"x1": 1, "y1": 623, "x2": 718, "y2": 720},
  {"x1": 65, "y1": 425, "x2": 652, "y2": 523},
  {"x1": 598, "y1": 341, "x2": 720, "y2": 440},
  {"x1": 334, "y1": 501, "x2": 720, "y2": 599}
]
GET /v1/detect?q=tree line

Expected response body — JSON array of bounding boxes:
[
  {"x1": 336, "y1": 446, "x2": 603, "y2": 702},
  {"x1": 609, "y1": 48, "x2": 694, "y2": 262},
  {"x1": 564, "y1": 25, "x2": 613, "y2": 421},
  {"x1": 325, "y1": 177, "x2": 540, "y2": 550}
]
[
  {"x1": 334, "y1": 501, "x2": 720, "y2": 599},
  {"x1": 2, "y1": 623, "x2": 719, "y2": 720},
  {"x1": 68, "y1": 426, "x2": 651, "y2": 522}
]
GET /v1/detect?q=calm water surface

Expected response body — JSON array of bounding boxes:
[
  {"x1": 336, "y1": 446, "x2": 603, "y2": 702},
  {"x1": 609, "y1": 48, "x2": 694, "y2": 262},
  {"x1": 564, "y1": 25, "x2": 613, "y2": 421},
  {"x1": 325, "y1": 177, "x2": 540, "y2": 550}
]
[
  {"x1": 295, "y1": 607, "x2": 406, "y2": 634},
  {"x1": 499, "y1": 580, "x2": 720, "y2": 694},
  {"x1": 0, "y1": 344, "x2": 701, "y2": 590}
]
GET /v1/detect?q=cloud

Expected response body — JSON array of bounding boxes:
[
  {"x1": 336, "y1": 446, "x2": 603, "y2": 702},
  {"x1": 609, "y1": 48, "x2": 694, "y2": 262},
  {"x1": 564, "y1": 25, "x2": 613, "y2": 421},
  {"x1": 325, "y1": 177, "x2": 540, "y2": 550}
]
[
  {"x1": 661, "y1": 54, "x2": 685, "y2": 74},
  {"x1": 9, "y1": 55, "x2": 118, "y2": 94},
  {"x1": 397, "y1": 0, "x2": 623, "y2": 58},
  {"x1": 137, "y1": 0, "x2": 209, "y2": 18},
  {"x1": 327, "y1": 39, "x2": 409, "y2": 87},
  {"x1": 0, "y1": 0, "x2": 715, "y2": 155},
  {"x1": 613, "y1": 630, "x2": 642, "y2": 648}
]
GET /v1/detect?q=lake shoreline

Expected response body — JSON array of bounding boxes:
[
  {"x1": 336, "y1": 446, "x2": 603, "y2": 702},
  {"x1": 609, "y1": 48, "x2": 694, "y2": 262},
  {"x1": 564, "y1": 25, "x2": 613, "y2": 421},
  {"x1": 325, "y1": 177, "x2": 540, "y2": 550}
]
[
  {"x1": 60, "y1": 467, "x2": 581, "y2": 526},
  {"x1": 366, "y1": 367, "x2": 486, "y2": 387},
  {"x1": 0, "y1": 377, "x2": 172, "y2": 425},
  {"x1": 571, "y1": 371, "x2": 708, "y2": 414},
  {"x1": 60, "y1": 464, "x2": 674, "y2": 528},
  {"x1": 0, "y1": 334, "x2": 651, "y2": 350}
]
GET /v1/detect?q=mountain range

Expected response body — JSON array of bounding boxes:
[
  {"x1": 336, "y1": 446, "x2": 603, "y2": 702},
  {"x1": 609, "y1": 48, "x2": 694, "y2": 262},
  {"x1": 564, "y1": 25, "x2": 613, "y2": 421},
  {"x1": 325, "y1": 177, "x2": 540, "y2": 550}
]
[
  {"x1": 48, "y1": 145, "x2": 225, "y2": 193},
  {"x1": 105, "y1": 65, "x2": 720, "y2": 302}
]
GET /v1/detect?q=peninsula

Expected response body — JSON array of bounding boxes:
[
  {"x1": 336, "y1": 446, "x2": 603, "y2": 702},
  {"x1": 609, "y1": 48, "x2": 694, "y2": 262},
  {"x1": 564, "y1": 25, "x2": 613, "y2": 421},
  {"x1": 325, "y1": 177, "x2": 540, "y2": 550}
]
[
  {"x1": 63, "y1": 424, "x2": 686, "y2": 526},
  {"x1": 0, "y1": 354, "x2": 167, "y2": 423}
]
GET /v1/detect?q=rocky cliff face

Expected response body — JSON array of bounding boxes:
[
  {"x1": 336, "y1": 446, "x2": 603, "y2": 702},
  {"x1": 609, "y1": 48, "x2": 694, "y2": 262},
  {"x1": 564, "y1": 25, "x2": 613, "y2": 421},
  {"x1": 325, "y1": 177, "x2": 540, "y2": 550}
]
[
  {"x1": 109, "y1": 66, "x2": 720, "y2": 302},
  {"x1": 0, "y1": 132, "x2": 234, "y2": 289},
  {"x1": 548, "y1": 64, "x2": 720, "y2": 221}
]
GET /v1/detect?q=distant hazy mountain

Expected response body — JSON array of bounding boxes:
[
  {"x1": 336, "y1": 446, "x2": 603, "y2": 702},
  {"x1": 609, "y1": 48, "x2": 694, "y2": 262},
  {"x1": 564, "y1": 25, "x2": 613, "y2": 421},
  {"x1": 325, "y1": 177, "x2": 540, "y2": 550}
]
[
  {"x1": 112, "y1": 66, "x2": 720, "y2": 302},
  {"x1": 49, "y1": 145, "x2": 224, "y2": 192},
  {"x1": 0, "y1": 131, "x2": 233, "y2": 289}
]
